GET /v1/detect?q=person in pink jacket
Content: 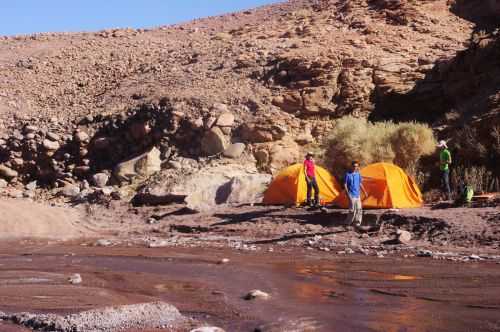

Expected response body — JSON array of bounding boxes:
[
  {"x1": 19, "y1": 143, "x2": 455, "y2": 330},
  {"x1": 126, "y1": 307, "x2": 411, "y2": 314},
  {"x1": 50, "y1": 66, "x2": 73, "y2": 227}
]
[{"x1": 304, "y1": 152, "x2": 320, "y2": 206}]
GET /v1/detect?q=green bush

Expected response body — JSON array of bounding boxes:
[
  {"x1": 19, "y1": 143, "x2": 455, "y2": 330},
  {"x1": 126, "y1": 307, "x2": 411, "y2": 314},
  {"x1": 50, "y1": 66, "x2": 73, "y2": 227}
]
[{"x1": 323, "y1": 117, "x2": 436, "y2": 176}]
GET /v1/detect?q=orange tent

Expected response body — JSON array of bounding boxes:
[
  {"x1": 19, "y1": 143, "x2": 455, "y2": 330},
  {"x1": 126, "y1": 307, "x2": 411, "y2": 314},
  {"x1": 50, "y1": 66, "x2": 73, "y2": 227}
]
[
  {"x1": 263, "y1": 164, "x2": 341, "y2": 205},
  {"x1": 334, "y1": 162, "x2": 423, "y2": 209}
]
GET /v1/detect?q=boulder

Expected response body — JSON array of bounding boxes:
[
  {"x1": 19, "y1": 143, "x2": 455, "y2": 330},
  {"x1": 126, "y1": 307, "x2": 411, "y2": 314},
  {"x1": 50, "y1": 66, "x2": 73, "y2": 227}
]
[
  {"x1": 223, "y1": 143, "x2": 246, "y2": 159},
  {"x1": 42, "y1": 139, "x2": 60, "y2": 151},
  {"x1": 74, "y1": 131, "x2": 90, "y2": 144},
  {"x1": 68, "y1": 273, "x2": 82, "y2": 285},
  {"x1": 60, "y1": 184, "x2": 81, "y2": 198},
  {"x1": 396, "y1": 229, "x2": 412, "y2": 244},
  {"x1": 114, "y1": 147, "x2": 162, "y2": 182},
  {"x1": 23, "y1": 125, "x2": 38, "y2": 134},
  {"x1": 92, "y1": 173, "x2": 109, "y2": 188},
  {"x1": 216, "y1": 112, "x2": 235, "y2": 127},
  {"x1": 225, "y1": 174, "x2": 272, "y2": 204},
  {"x1": 200, "y1": 127, "x2": 228, "y2": 156},
  {"x1": 0, "y1": 165, "x2": 18, "y2": 180},
  {"x1": 144, "y1": 165, "x2": 269, "y2": 212},
  {"x1": 245, "y1": 289, "x2": 270, "y2": 300},
  {"x1": 0, "y1": 179, "x2": 8, "y2": 188}
]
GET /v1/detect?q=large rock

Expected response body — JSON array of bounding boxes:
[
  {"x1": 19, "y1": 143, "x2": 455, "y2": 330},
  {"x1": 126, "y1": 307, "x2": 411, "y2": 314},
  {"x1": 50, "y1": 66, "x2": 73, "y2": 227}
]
[
  {"x1": 216, "y1": 112, "x2": 235, "y2": 127},
  {"x1": 255, "y1": 139, "x2": 301, "y2": 172},
  {"x1": 0, "y1": 165, "x2": 18, "y2": 180},
  {"x1": 245, "y1": 289, "x2": 270, "y2": 300},
  {"x1": 396, "y1": 229, "x2": 412, "y2": 244},
  {"x1": 42, "y1": 139, "x2": 60, "y2": 151},
  {"x1": 91, "y1": 173, "x2": 110, "y2": 188},
  {"x1": 200, "y1": 127, "x2": 228, "y2": 156},
  {"x1": 114, "y1": 147, "x2": 162, "y2": 182},
  {"x1": 60, "y1": 184, "x2": 81, "y2": 198},
  {"x1": 74, "y1": 130, "x2": 89, "y2": 143},
  {"x1": 223, "y1": 143, "x2": 246, "y2": 159},
  {"x1": 145, "y1": 165, "x2": 271, "y2": 212},
  {"x1": 225, "y1": 174, "x2": 272, "y2": 204}
]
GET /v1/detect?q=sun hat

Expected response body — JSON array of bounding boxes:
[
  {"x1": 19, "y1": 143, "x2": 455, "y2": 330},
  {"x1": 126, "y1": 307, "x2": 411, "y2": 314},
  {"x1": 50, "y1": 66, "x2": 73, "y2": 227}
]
[{"x1": 437, "y1": 140, "x2": 448, "y2": 148}]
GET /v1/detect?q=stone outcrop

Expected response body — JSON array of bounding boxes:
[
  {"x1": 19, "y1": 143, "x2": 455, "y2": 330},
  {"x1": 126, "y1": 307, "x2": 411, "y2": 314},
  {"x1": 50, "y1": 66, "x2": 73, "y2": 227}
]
[{"x1": 114, "y1": 147, "x2": 161, "y2": 183}]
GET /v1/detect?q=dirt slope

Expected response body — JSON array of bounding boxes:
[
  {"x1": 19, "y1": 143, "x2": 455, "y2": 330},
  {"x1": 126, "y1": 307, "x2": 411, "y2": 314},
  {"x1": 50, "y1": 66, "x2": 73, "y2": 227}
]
[{"x1": 0, "y1": 0, "x2": 472, "y2": 125}]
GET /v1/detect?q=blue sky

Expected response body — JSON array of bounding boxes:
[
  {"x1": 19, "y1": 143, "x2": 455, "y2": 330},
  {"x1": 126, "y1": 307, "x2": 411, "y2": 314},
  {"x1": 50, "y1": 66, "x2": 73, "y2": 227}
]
[{"x1": 0, "y1": 0, "x2": 283, "y2": 36}]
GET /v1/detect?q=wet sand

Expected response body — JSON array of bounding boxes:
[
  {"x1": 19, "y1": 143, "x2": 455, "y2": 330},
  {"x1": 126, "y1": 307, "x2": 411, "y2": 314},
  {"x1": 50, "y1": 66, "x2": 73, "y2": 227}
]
[{"x1": 0, "y1": 243, "x2": 499, "y2": 331}]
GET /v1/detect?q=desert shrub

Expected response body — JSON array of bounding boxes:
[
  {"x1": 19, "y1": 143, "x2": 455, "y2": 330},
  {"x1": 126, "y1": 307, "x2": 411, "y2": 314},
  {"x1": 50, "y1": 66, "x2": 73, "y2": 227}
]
[
  {"x1": 391, "y1": 122, "x2": 436, "y2": 170},
  {"x1": 453, "y1": 124, "x2": 500, "y2": 179},
  {"x1": 452, "y1": 165, "x2": 498, "y2": 194},
  {"x1": 324, "y1": 117, "x2": 436, "y2": 177}
]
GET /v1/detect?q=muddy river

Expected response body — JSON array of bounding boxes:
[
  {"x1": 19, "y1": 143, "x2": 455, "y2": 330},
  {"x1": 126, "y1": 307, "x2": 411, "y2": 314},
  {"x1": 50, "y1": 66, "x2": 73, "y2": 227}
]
[{"x1": 0, "y1": 243, "x2": 499, "y2": 331}]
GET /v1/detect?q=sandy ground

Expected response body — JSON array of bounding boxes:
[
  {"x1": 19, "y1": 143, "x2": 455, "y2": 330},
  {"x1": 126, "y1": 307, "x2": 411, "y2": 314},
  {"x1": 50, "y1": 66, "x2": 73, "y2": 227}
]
[{"x1": 0, "y1": 199, "x2": 92, "y2": 240}]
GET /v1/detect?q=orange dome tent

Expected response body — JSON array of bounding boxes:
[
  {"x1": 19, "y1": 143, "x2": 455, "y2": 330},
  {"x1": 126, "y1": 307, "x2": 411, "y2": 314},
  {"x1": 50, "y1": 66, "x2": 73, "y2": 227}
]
[
  {"x1": 334, "y1": 162, "x2": 423, "y2": 209},
  {"x1": 263, "y1": 164, "x2": 341, "y2": 205}
]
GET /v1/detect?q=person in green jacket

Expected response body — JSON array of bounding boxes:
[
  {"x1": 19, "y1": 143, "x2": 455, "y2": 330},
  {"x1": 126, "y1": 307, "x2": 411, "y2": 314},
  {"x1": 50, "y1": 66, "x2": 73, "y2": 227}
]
[{"x1": 437, "y1": 140, "x2": 452, "y2": 201}]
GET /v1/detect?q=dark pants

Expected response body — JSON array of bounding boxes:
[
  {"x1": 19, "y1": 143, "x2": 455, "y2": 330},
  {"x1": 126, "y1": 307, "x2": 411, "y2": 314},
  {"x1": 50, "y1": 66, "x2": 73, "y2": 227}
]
[
  {"x1": 441, "y1": 169, "x2": 452, "y2": 200},
  {"x1": 306, "y1": 177, "x2": 320, "y2": 205}
]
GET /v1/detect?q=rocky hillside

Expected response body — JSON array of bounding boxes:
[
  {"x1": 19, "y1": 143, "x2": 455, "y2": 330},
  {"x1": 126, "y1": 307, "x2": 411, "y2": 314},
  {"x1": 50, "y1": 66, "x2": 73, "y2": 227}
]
[{"x1": 0, "y1": 0, "x2": 497, "y2": 202}]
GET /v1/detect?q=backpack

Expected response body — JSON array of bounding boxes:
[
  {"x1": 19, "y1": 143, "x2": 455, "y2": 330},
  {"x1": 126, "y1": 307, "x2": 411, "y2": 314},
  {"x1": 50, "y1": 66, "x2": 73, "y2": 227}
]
[{"x1": 460, "y1": 185, "x2": 474, "y2": 203}]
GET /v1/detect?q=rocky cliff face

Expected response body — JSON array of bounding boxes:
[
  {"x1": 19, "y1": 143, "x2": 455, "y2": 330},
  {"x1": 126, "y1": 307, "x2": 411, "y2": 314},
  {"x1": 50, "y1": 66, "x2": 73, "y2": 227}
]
[{"x1": 0, "y1": 0, "x2": 497, "y2": 196}]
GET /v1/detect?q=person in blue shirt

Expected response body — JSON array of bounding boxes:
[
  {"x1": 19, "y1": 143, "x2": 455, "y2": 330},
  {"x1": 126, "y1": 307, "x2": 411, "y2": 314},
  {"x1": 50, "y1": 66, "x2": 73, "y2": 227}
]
[{"x1": 344, "y1": 161, "x2": 368, "y2": 227}]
